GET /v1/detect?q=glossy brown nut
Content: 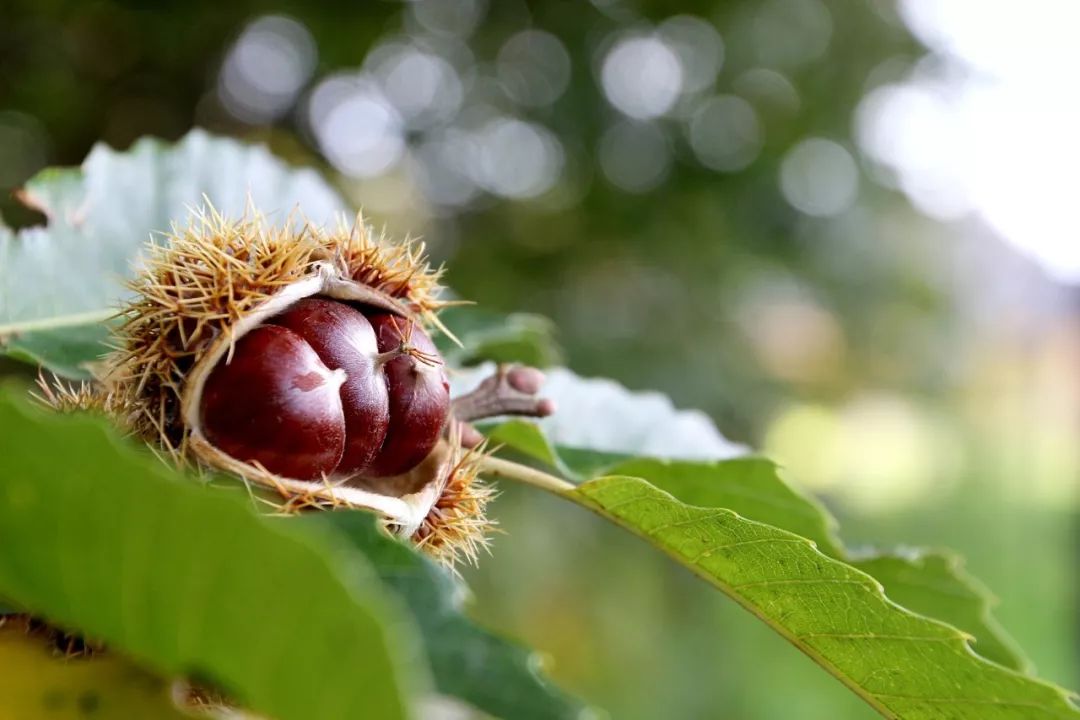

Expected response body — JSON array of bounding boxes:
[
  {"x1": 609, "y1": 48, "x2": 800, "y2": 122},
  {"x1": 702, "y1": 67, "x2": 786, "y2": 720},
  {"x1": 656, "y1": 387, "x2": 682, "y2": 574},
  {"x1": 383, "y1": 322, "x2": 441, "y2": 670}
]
[
  {"x1": 365, "y1": 312, "x2": 450, "y2": 477},
  {"x1": 200, "y1": 325, "x2": 346, "y2": 480},
  {"x1": 270, "y1": 298, "x2": 390, "y2": 476}
]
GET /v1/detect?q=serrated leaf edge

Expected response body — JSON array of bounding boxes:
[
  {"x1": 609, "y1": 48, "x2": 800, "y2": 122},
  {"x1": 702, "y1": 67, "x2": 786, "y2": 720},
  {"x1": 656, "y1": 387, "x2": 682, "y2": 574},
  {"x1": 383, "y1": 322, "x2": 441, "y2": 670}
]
[{"x1": 574, "y1": 475, "x2": 1080, "y2": 720}]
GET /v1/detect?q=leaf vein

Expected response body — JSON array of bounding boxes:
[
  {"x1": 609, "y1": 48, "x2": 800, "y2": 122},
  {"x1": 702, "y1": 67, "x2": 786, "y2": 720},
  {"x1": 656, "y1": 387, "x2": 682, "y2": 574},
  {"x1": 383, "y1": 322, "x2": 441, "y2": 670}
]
[
  {"x1": 648, "y1": 511, "x2": 733, "y2": 533},
  {"x1": 690, "y1": 537, "x2": 806, "y2": 563},
  {"x1": 731, "y1": 578, "x2": 873, "y2": 591},
  {"x1": 800, "y1": 632, "x2": 953, "y2": 643}
]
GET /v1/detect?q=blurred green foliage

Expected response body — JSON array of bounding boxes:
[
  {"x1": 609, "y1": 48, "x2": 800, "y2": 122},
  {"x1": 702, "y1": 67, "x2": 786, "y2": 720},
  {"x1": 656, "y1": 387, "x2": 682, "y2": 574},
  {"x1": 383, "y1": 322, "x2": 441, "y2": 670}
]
[{"x1": 0, "y1": 0, "x2": 927, "y2": 438}]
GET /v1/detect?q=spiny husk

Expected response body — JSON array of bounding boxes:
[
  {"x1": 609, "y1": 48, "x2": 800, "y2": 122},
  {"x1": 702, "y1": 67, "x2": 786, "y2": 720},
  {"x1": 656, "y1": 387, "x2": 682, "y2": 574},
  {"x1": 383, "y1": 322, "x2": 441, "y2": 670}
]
[
  {"x1": 34, "y1": 374, "x2": 134, "y2": 422},
  {"x1": 106, "y1": 204, "x2": 448, "y2": 455},
  {"x1": 55, "y1": 203, "x2": 495, "y2": 564},
  {"x1": 408, "y1": 444, "x2": 497, "y2": 568}
]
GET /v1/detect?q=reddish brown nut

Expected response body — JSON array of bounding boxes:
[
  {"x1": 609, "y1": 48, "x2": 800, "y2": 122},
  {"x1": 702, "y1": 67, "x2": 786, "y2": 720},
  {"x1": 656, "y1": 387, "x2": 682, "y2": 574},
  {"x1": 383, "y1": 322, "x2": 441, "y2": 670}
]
[
  {"x1": 199, "y1": 325, "x2": 347, "y2": 480},
  {"x1": 198, "y1": 297, "x2": 453, "y2": 482},
  {"x1": 365, "y1": 312, "x2": 451, "y2": 477},
  {"x1": 270, "y1": 298, "x2": 390, "y2": 475}
]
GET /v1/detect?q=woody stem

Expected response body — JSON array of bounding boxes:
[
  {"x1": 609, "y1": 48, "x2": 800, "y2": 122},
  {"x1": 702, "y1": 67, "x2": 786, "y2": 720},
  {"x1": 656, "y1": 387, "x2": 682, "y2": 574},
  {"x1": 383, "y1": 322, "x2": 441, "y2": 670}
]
[
  {"x1": 475, "y1": 453, "x2": 575, "y2": 495},
  {"x1": 452, "y1": 365, "x2": 553, "y2": 422}
]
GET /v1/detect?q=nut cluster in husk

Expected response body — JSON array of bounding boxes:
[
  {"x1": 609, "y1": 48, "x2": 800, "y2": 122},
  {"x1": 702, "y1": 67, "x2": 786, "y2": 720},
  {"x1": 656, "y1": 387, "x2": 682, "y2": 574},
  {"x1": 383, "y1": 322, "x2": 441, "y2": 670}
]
[{"x1": 44, "y1": 205, "x2": 552, "y2": 566}]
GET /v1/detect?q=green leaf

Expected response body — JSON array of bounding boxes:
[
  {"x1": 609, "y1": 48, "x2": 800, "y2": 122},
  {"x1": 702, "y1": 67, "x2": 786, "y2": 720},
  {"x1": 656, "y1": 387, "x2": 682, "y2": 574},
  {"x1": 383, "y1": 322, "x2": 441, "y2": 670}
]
[
  {"x1": 0, "y1": 388, "x2": 421, "y2": 720},
  {"x1": 437, "y1": 307, "x2": 562, "y2": 368},
  {"x1": 574, "y1": 475, "x2": 1079, "y2": 719},
  {"x1": 314, "y1": 512, "x2": 589, "y2": 720},
  {"x1": 1, "y1": 323, "x2": 113, "y2": 380},
  {"x1": 0, "y1": 130, "x2": 347, "y2": 376},
  {"x1": 850, "y1": 551, "x2": 1031, "y2": 674},
  {"x1": 480, "y1": 370, "x2": 1049, "y2": 704},
  {"x1": 485, "y1": 408, "x2": 1032, "y2": 675},
  {"x1": 609, "y1": 458, "x2": 846, "y2": 557},
  {"x1": 486, "y1": 420, "x2": 585, "y2": 478},
  {"x1": 604, "y1": 457, "x2": 1030, "y2": 673},
  {"x1": 0, "y1": 622, "x2": 193, "y2": 720}
]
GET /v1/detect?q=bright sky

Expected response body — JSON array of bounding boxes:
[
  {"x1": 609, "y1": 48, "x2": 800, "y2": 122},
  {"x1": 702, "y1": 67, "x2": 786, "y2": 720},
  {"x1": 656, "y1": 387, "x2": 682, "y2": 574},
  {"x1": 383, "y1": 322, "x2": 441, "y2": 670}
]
[{"x1": 857, "y1": 0, "x2": 1080, "y2": 283}]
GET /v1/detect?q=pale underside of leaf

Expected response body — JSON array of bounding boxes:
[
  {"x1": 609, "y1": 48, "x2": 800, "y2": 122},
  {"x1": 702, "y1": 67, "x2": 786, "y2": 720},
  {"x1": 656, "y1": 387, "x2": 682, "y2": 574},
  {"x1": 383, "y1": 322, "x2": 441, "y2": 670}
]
[
  {"x1": 0, "y1": 130, "x2": 347, "y2": 375},
  {"x1": 454, "y1": 364, "x2": 747, "y2": 463},
  {"x1": 0, "y1": 133, "x2": 572, "y2": 380}
]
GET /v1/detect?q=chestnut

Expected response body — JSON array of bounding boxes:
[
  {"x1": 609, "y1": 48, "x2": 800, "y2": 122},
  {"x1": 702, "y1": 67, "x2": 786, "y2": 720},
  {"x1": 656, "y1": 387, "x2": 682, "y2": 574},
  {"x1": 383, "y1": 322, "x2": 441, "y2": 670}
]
[
  {"x1": 199, "y1": 297, "x2": 452, "y2": 482},
  {"x1": 199, "y1": 325, "x2": 347, "y2": 480},
  {"x1": 270, "y1": 298, "x2": 390, "y2": 475},
  {"x1": 365, "y1": 312, "x2": 451, "y2": 477}
]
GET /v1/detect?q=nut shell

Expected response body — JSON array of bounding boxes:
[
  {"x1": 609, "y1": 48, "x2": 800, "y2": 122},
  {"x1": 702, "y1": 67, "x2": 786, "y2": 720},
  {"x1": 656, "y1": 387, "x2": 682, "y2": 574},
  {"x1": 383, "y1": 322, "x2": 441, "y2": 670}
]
[
  {"x1": 270, "y1": 298, "x2": 390, "y2": 476},
  {"x1": 365, "y1": 313, "x2": 450, "y2": 477},
  {"x1": 200, "y1": 325, "x2": 347, "y2": 480}
]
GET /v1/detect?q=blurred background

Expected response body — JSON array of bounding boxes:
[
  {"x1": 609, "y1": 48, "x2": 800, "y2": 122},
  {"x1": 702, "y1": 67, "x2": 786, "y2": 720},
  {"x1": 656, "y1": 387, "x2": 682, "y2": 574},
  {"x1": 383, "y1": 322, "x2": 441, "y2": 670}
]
[{"x1": 1, "y1": 0, "x2": 1077, "y2": 717}]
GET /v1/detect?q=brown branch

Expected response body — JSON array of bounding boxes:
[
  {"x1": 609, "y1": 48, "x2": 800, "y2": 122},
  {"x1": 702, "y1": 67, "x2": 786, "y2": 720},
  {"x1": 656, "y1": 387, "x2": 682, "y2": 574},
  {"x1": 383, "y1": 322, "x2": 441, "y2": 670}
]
[{"x1": 451, "y1": 364, "x2": 555, "y2": 423}]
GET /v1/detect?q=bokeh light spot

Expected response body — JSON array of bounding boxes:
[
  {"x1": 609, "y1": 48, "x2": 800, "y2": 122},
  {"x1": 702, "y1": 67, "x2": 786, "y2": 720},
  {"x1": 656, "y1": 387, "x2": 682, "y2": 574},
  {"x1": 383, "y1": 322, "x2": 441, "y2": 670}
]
[
  {"x1": 766, "y1": 395, "x2": 959, "y2": 514},
  {"x1": 308, "y1": 75, "x2": 405, "y2": 178},
  {"x1": 687, "y1": 95, "x2": 763, "y2": 172},
  {"x1": 497, "y1": 30, "x2": 572, "y2": 108},
  {"x1": 779, "y1": 138, "x2": 859, "y2": 217},
  {"x1": 600, "y1": 35, "x2": 683, "y2": 120},
  {"x1": 406, "y1": 0, "x2": 486, "y2": 38},
  {"x1": 366, "y1": 42, "x2": 463, "y2": 129},
  {"x1": 657, "y1": 16, "x2": 724, "y2": 95},
  {"x1": 472, "y1": 117, "x2": 564, "y2": 199},
  {"x1": 217, "y1": 15, "x2": 316, "y2": 123},
  {"x1": 412, "y1": 128, "x2": 481, "y2": 208}
]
